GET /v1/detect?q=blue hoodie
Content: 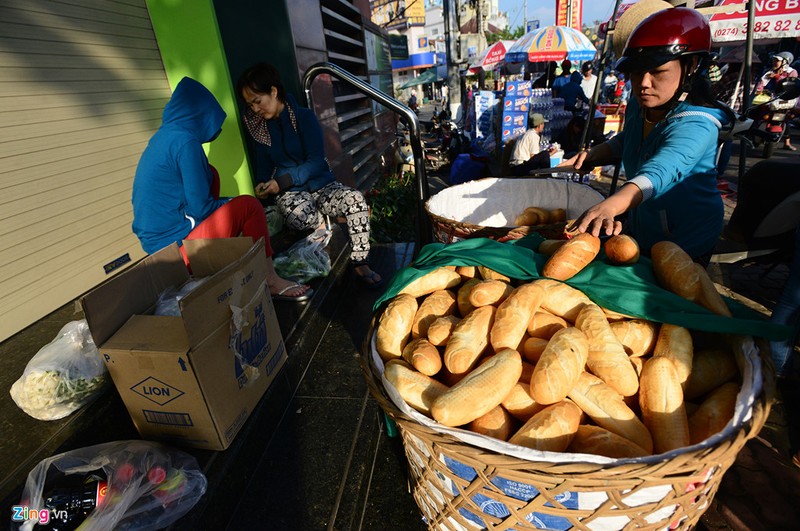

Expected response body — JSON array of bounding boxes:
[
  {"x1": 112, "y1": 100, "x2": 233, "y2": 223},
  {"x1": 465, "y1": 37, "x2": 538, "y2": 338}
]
[
  {"x1": 131, "y1": 77, "x2": 229, "y2": 254},
  {"x1": 606, "y1": 97, "x2": 730, "y2": 258}
]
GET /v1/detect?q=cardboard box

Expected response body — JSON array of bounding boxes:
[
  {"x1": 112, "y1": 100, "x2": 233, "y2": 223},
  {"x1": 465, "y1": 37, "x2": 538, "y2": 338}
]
[
  {"x1": 503, "y1": 96, "x2": 529, "y2": 113},
  {"x1": 81, "y1": 238, "x2": 286, "y2": 450},
  {"x1": 505, "y1": 80, "x2": 532, "y2": 98}
]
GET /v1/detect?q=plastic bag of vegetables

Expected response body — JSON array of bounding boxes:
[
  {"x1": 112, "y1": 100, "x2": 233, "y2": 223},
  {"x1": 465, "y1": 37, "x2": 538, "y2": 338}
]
[
  {"x1": 9, "y1": 319, "x2": 108, "y2": 421},
  {"x1": 273, "y1": 227, "x2": 332, "y2": 283}
]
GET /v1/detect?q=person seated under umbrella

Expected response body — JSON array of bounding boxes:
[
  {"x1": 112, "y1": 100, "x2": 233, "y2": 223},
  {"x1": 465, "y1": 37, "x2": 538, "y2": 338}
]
[{"x1": 508, "y1": 113, "x2": 559, "y2": 176}]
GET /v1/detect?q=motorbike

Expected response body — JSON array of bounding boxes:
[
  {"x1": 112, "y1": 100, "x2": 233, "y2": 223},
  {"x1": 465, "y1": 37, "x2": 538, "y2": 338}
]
[
  {"x1": 747, "y1": 88, "x2": 798, "y2": 159},
  {"x1": 711, "y1": 78, "x2": 800, "y2": 266}
]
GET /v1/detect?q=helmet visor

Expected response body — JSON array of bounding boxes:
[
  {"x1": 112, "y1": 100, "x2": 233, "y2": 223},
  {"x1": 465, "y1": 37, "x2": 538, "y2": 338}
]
[{"x1": 615, "y1": 45, "x2": 685, "y2": 73}]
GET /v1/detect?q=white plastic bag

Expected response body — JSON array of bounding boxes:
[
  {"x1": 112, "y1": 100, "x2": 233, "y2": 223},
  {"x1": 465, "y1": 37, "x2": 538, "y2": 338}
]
[
  {"x1": 273, "y1": 227, "x2": 332, "y2": 283},
  {"x1": 15, "y1": 440, "x2": 206, "y2": 531},
  {"x1": 154, "y1": 277, "x2": 208, "y2": 316},
  {"x1": 9, "y1": 320, "x2": 107, "y2": 421}
]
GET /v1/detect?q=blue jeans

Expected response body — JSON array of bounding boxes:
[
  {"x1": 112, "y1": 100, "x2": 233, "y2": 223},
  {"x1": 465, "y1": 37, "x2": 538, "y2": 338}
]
[{"x1": 770, "y1": 226, "x2": 800, "y2": 376}]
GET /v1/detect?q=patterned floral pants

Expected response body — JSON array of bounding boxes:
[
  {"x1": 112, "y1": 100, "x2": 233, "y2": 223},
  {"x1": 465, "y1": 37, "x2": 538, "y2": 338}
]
[{"x1": 275, "y1": 181, "x2": 371, "y2": 262}]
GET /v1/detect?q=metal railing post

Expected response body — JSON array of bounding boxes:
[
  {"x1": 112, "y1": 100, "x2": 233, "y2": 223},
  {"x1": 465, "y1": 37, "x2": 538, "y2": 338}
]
[{"x1": 302, "y1": 62, "x2": 433, "y2": 248}]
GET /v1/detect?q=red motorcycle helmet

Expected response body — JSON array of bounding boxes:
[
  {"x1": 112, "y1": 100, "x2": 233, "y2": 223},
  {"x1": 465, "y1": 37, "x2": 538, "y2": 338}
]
[{"x1": 616, "y1": 8, "x2": 711, "y2": 73}]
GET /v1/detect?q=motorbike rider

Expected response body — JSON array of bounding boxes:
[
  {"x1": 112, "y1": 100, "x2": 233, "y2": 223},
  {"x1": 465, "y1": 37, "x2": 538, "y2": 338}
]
[
  {"x1": 756, "y1": 51, "x2": 798, "y2": 150},
  {"x1": 562, "y1": 7, "x2": 732, "y2": 264}
]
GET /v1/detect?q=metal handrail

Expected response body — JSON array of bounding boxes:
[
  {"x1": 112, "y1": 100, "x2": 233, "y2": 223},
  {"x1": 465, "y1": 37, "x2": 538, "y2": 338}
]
[{"x1": 302, "y1": 62, "x2": 432, "y2": 247}]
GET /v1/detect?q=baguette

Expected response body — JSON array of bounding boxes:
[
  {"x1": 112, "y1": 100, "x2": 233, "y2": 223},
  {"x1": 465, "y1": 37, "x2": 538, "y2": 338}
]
[
  {"x1": 603, "y1": 234, "x2": 640, "y2": 265},
  {"x1": 534, "y1": 279, "x2": 593, "y2": 322},
  {"x1": 468, "y1": 279, "x2": 514, "y2": 307},
  {"x1": 457, "y1": 278, "x2": 482, "y2": 317},
  {"x1": 398, "y1": 267, "x2": 462, "y2": 298},
  {"x1": 639, "y1": 356, "x2": 690, "y2": 453},
  {"x1": 432, "y1": 349, "x2": 522, "y2": 427},
  {"x1": 456, "y1": 265, "x2": 479, "y2": 280},
  {"x1": 477, "y1": 266, "x2": 511, "y2": 282},
  {"x1": 490, "y1": 283, "x2": 545, "y2": 351},
  {"x1": 568, "y1": 425, "x2": 650, "y2": 458},
  {"x1": 469, "y1": 405, "x2": 516, "y2": 441},
  {"x1": 549, "y1": 208, "x2": 567, "y2": 222},
  {"x1": 693, "y1": 263, "x2": 733, "y2": 317},
  {"x1": 411, "y1": 289, "x2": 457, "y2": 338},
  {"x1": 530, "y1": 327, "x2": 589, "y2": 405},
  {"x1": 521, "y1": 337, "x2": 549, "y2": 363},
  {"x1": 527, "y1": 311, "x2": 568, "y2": 339},
  {"x1": 502, "y1": 382, "x2": 545, "y2": 421},
  {"x1": 542, "y1": 232, "x2": 601, "y2": 281},
  {"x1": 401, "y1": 337, "x2": 442, "y2": 376},
  {"x1": 688, "y1": 382, "x2": 739, "y2": 444},
  {"x1": 567, "y1": 371, "x2": 653, "y2": 454},
  {"x1": 575, "y1": 303, "x2": 639, "y2": 396},
  {"x1": 508, "y1": 400, "x2": 583, "y2": 452},
  {"x1": 653, "y1": 323, "x2": 694, "y2": 387},
  {"x1": 426, "y1": 315, "x2": 461, "y2": 346},
  {"x1": 610, "y1": 319, "x2": 660, "y2": 357},
  {"x1": 376, "y1": 294, "x2": 418, "y2": 361},
  {"x1": 683, "y1": 348, "x2": 739, "y2": 401},
  {"x1": 444, "y1": 305, "x2": 497, "y2": 374},
  {"x1": 538, "y1": 239, "x2": 567, "y2": 256},
  {"x1": 384, "y1": 362, "x2": 449, "y2": 415}
]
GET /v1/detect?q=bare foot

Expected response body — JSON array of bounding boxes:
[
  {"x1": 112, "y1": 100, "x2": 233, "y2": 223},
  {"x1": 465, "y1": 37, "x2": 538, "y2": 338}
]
[
  {"x1": 354, "y1": 264, "x2": 383, "y2": 287},
  {"x1": 268, "y1": 277, "x2": 310, "y2": 297}
]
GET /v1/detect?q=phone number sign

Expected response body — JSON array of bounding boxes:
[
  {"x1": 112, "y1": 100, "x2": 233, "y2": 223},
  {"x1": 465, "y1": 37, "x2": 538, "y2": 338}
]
[{"x1": 710, "y1": 0, "x2": 800, "y2": 43}]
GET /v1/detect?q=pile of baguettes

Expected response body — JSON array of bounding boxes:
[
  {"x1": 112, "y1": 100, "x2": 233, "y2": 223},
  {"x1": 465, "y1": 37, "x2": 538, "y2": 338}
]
[{"x1": 377, "y1": 234, "x2": 742, "y2": 459}]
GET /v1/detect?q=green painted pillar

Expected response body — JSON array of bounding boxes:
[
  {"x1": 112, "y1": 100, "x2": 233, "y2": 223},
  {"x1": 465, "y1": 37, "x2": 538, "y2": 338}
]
[{"x1": 145, "y1": 0, "x2": 253, "y2": 196}]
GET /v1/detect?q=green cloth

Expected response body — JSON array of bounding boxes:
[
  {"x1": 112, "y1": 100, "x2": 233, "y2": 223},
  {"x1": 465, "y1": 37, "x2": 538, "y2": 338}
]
[{"x1": 374, "y1": 236, "x2": 791, "y2": 341}]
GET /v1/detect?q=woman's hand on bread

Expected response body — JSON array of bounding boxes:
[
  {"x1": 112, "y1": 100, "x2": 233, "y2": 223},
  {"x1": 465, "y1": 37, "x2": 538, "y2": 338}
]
[{"x1": 570, "y1": 183, "x2": 643, "y2": 237}]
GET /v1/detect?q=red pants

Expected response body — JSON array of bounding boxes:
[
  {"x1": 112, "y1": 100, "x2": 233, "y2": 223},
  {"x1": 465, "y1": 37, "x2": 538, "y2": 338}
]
[{"x1": 182, "y1": 195, "x2": 274, "y2": 264}]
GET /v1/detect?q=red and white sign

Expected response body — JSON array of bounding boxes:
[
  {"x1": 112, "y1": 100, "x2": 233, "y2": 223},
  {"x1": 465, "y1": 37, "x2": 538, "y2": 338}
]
[{"x1": 710, "y1": 0, "x2": 800, "y2": 43}]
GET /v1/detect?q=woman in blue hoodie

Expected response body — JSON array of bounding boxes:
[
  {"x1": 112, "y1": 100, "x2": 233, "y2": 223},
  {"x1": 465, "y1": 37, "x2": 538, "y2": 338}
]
[
  {"x1": 131, "y1": 77, "x2": 311, "y2": 301},
  {"x1": 564, "y1": 8, "x2": 732, "y2": 264},
  {"x1": 236, "y1": 63, "x2": 382, "y2": 288}
]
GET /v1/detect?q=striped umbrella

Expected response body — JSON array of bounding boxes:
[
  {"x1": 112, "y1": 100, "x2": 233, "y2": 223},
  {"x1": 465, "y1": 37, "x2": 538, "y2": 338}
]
[
  {"x1": 505, "y1": 25, "x2": 597, "y2": 64},
  {"x1": 468, "y1": 40, "x2": 516, "y2": 73}
]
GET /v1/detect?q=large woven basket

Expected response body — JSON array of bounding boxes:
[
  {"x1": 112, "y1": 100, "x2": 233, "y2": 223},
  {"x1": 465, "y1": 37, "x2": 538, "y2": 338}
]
[
  {"x1": 425, "y1": 178, "x2": 604, "y2": 244},
  {"x1": 360, "y1": 314, "x2": 774, "y2": 531}
]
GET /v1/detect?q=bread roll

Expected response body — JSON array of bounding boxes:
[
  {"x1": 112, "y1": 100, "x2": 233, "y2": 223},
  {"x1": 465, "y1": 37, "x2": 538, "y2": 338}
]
[
  {"x1": 549, "y1": 208, "x2": 567, "y2": 223},
  {"x1": 469, "y1": 405, "x2": 516, "y2": 441},
  {"x1": 639, "y1": 356, "x2": 690, "y2": 453},
  {"x1": 376, "y1": 294, "x2": 418, "y2": 361},
  {"x1": 610, "y1": 319, "x2": 660, "y2": 357},
  {"x1": 530, "y1": 327, "x2": 589, "y2": 405},
  {"x1": 444, "y1": 305, "x2": 497, "y2": 374},
  {"x1": 432, "y1": 349, "x2": 522, "y2": 427},
  {"x1": 384, "y1": 362, "x2": 449, "y2": 415},
  {"x1": 521, "y1": 337, "x2": 549, "y2": 363},
  {"x1": 491, "y1": 283, "x2": 545, "y2": 351},
  {"x1": 502, "y1": 382, "x2": 545, "y2": 421},
  {"x1": 398, "y1": 267, "x2": 462, "y2": 298},
  {"x1": 651, "y1": 241, "x2": 732, "y2": 317},
  {"x1": 527, "y1": 311, "x2": 568, "y2": 339},
  {"x1": 401, "y1": 338, "x2": 442, "y2": 376},
  {"x1": 688, "y1": 382, "x2": 739, "y2": 444},
  {"x1": 519, "y1": 360, "x2": 535, "y2": 383},
  {"x1": 411, "y1": 289, "x2": 457, "y2": 338},
  {"x1": 567, "y1": 371, "x2": 653, "y2": 454},
  {"x1": 515, "y1": 209, "x2": 540, "y2": 226},
  {"x1": 469, "y1": 279, "x2": 514, "y2": 307},
  {"x1": 653, "y1": 323, "x2": 694, "y2": 387},
  {"x1": 477, "y1": 266, "x2": 510, "y2": 282},
  {"x1": 457, "y1": 278, "x2": 482, "y2": 316},
  {"x1": 568, "y1": 425, "x2": 650, "y2": 458},
  {"x1": 456, "y1": 265, "x2": 479, "y2": 280},
  {"x1": 535, "y1": 279, "x2": 593, "y2": 322},
  {"x1": 604, "y1": 234, "x2": 640, "y2": 265},
  {"x1": 538, "y1": 239, "x2": 567, "y2": 256},
  {"x1": 527, "y1": 206, "x2": 551, "y2": 224},
  {"x1": 683, "y1": 348, "x2": 739, "y2": 401},
  {"x1": 575, "y1": 304, "x2": 639, "y2": 397},
  {"x1": 508, "y1": 400, "x2": 583, "y2": 452},
  {"x1": 542, "y1": 232, "x2": 601, "y2": 281},
  {"x1": 602, "y1": 307, "x2": 637, "y2": 322},
  {"x1": 427, "y1": 315, "x2": 461, "y2": 346}
]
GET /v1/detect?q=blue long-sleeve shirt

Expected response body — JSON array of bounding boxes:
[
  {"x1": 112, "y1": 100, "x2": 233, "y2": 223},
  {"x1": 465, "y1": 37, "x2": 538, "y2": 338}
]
[
  {"x1": 246, "y1": 95, "x2": 334, "y2": 193},
  {"x1": 607, "y1": 98, "x2": 729, "y2": 258},
  {"x1": 131, "y1": 77, "x2": 228, "y2": 254}
]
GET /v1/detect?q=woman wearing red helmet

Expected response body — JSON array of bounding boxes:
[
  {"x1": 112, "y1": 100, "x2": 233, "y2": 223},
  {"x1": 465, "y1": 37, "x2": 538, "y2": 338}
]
[{"x1": 564, "y1": 8, "x2": 732, "y2": 263}]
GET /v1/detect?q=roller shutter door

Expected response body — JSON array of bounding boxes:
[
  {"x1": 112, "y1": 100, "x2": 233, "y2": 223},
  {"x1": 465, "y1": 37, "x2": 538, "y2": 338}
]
[{"x1": 0, "y1": 0, "x2": 171, "y2": 341}]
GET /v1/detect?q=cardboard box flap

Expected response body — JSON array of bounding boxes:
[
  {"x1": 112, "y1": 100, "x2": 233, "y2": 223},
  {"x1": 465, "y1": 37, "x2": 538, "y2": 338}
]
[
  {"x1": 178, "y1": 239, "x2": 268, "y2": 347},
  {"x1": 102, "y1": 315, "x2": 190, "y2": 352},
  {"x1": 82, "y1": 244, "x2": 189, "y2": 347},
  {"x1": 183, "y1": 237, "x2": 262, "y2": 277}
]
